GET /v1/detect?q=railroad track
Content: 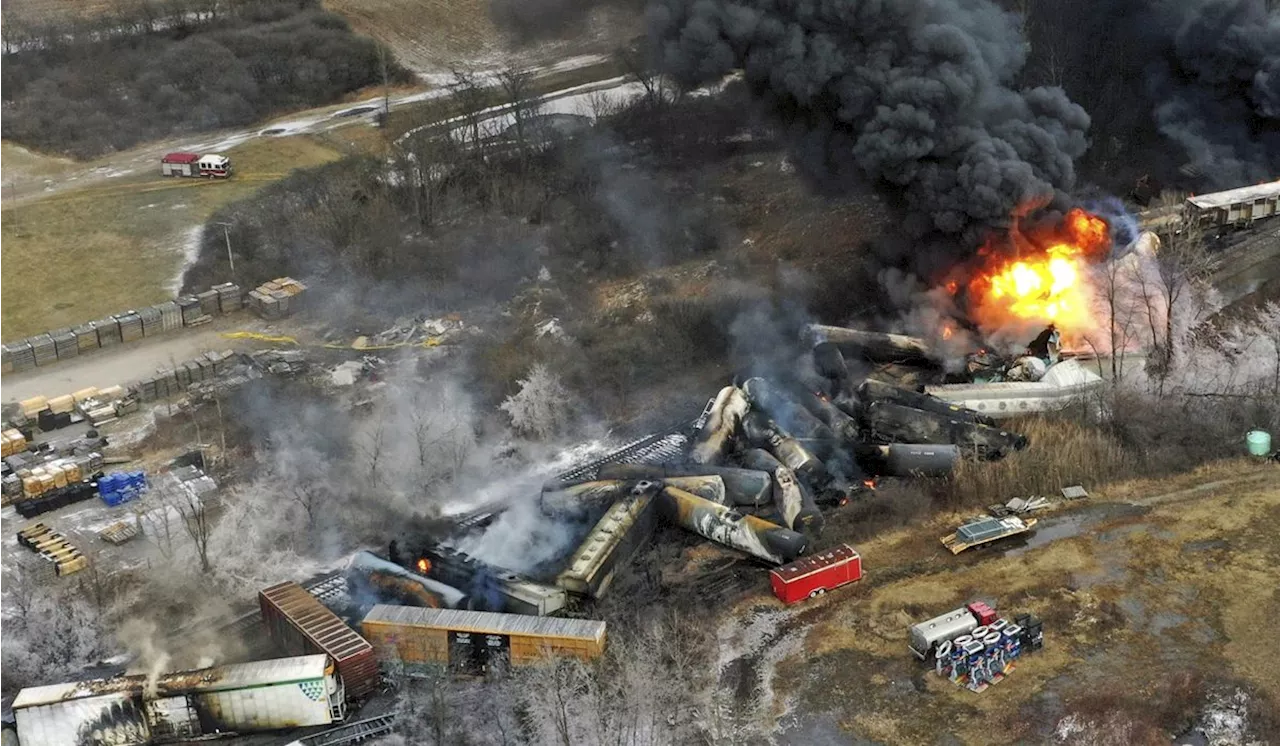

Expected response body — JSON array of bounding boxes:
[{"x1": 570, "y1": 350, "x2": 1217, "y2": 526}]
[
  {"x1": 284, "y1": 714, "x2": 397, "y2": 746},
  {"x1": 452, "y1": 418, "x2": 699, "y2": 534}
]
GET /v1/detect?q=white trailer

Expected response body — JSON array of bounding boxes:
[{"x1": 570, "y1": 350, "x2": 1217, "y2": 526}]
[{"x1": 13, "y1": 655, "x2": 344, "y2": 746}]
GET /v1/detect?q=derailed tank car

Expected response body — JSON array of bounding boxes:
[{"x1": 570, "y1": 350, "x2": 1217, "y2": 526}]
[
  {"x1": 12, "y1": 655, "x2": 344, "y2": 746},
  {"x1": 361, "y1": 604, "x2": 606, "y2": 677}
]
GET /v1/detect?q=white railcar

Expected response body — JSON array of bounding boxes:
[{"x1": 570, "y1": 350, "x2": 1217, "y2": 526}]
[{"x1": 13, "y1": 655, "x2": 344, "y2": 746}]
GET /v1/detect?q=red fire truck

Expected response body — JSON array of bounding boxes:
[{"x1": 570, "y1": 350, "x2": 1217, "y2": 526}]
[{"x1": 770, "y1": 544, "x2": 863, "y2": 604}]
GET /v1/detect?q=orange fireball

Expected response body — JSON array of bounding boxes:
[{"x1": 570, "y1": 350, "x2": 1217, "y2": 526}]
[{"x1": 969, "y1": 208, "x2": 1110, "y2": 337}]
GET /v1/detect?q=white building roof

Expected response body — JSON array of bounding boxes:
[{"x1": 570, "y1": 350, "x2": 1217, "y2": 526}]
[
  {"x1": 13, "y1": 655, "x2": 329, "y2": 709},
  {"x1": 1186, "y1": 180, "x2": 1280, "y2": 210}
]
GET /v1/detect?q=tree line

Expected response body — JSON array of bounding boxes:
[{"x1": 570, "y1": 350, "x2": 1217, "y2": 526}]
[{"x1": 1, "y1": 0, "x2": 409, "y2": 158}]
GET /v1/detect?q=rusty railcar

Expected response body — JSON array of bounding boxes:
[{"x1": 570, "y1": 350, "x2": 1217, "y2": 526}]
[
  {"x1": 259, "y1": 581, "x2": 379, "y2": 701},
  {"x1": 361, "y1": 604, "x2": 606, "y2": 676}
]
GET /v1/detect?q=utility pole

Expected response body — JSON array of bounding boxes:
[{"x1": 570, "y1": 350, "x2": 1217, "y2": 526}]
[{"x1": 214, "y1": 222, "x2": 235, "y2": 274}]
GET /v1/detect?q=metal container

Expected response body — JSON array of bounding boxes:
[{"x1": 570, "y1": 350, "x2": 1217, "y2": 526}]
[
  {"x1": 13, "y1": 655, "x2": 342, "y2": 743},
  {"x1": 909, "y1": 607, "x2": 979, "y2": 660},
  {"x1": 690, "y1": 385, "x2": 749, "y2": 465},
  {"x1": 346, "y1": 550, "x2": 469, "y2": 610},
  {"x1": 596, "y1": 463, "x2": 773, "y2": 508},
  {"x1": 361, "y1": 604, "x2": 606, "y2": 675},
  {"x1": 556, "y1": 481, "x2": 660, "y2": 598},
  {"x1": 741, "y1": 449, "x2": 823, "y2": 537},
  {"x1": 657, "y1": 485, "x2": 807, "y2": 564},
  {"x1": 259, "y1": 581, "x2": 380, "y2": 701}
]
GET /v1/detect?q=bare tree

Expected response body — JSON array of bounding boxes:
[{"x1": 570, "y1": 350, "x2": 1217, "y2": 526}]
[
  {"x1": 1148, "y1": 218, "x2": 1216, "y2": 393},
  {"x1": 359, "y1": 419, "x2": 387, "y2": 486},
  {"x1": 286, "y1": 485, "x2": 322, "y2": 528},
  {"x1": 5, "y1": 567, "x2": 41, "y2": 622},
  {"x1": 174, "y1": 489, "x2": 215, "y2": 574},
  {"x1": 496, "y1": 66, "x2": 542, "y2": 155},
  {"x1": 448, "y1": 67, "x2": 492, "y2": 153}
]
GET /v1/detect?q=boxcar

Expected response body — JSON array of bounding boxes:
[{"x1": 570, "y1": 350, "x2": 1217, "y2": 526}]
[
  {"x1": 361, "y1": 604, "x2": 605, "y2": 676},
  {"x1": 259, "y1": 581, "x2": 379, "y2": 700}
]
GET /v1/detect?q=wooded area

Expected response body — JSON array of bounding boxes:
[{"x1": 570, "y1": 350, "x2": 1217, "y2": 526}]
[{"x1": 1, "y1": 0, "x2": 408, "y2": 158}]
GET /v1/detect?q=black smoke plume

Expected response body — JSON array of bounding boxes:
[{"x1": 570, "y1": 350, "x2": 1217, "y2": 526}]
[
  {"x1": 647, "y1": 0, "x2": 1091, "y2": 243},
  {"x1": 1147, "y1": 0, "x2": 1280, "y2": 189}
]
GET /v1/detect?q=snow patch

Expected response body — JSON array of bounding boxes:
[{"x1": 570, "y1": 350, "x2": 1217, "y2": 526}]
[{"x1": 166, "y1": 226, "x2": 205, "y2": 297}]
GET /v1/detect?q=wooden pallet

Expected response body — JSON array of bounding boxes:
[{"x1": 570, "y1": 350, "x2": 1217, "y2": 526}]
[
  {"x1": 17, "y1": 522, "x2": 88, "y2": 576},
  {"x1": 99, "y1": 521, "x2": 139, "y2": 545}
]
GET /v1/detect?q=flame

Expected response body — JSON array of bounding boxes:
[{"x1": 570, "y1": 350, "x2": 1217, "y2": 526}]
[
  {"x1": 942, "y1": 325, "x2": 954, "y2": 340},
  {"x1": 863, "y1": 479, "x2": 877, "y2": 490},
  {"x1": 416, "y1": 558, "x2": 431, "y2": 573},
  {"x1": 967, "y1": 207, "x2": 1111, "y2": 338}
]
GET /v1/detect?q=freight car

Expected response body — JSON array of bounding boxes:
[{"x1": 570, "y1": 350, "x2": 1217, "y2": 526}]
[
  {"x1": 769, "y1": 544, "x2": 863, "y2": 604},
  {"x1": 345, "y1": 551, "x2": 469, "y2": 610},
  {"x1": 361, "y1": 604, "x2": 606, "y2": 676},
  {"x1": 259, "y1": 581, "x2": 380, "y2": 701},
  {"x1": 1184, "y1": 180, "x2": 1280, "y2": 229},
  {"x1": 12, "y1": 655, "x2": 344, "y2": 746}
]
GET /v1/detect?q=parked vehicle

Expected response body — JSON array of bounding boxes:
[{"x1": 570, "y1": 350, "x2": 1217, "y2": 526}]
[
  {"x1": 160, "y1": 152, "x2": 231, "y2": 178},
  {"x1": 769, "y1": 544, "x2": 863, "y2": 604}
]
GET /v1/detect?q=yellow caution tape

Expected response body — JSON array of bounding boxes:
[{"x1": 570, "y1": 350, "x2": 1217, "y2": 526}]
[
  {"x1": 220, "y1": 332, "x2": 299, "y2": 345},
  {"x1": 222, "y1": 331, "x2": 451, "y2": 351}
]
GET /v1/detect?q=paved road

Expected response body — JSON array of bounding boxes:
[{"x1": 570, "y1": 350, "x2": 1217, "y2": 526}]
[{"x1": 1, "y1": 315, "x2": 265, "y2": 405}]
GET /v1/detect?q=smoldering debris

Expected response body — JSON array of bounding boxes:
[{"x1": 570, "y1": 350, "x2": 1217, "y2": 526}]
[{"x1": 366, "y1": 323, "x2": 1049, "y2": 615}]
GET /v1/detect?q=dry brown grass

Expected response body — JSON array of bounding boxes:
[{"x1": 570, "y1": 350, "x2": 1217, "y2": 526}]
[
  {"x1": 944, "y1": 416, "x2": 1136, "y2": 507},
  {"x1": 323, "y1": 0, "x2": 642, "y2": 74},
  {"x1": 1, "y1": 135, "x2": 342, "y2": 340}
]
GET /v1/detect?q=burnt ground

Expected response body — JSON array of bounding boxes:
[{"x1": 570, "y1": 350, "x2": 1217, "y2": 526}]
[{"x1": 687, "y1": 460, "x2": 1280, "y2": 744}]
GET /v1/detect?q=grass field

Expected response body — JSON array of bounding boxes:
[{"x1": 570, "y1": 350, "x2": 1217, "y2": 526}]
[
  {"x1": 324, "y1": 0, "x2": 643, "y2": 74},
  {"x1": 756, "y1": 460, "x2": 1280, "y2": 742},
  {"x1": 1, "y1": 136, "x2": 342, "y2": 340}
]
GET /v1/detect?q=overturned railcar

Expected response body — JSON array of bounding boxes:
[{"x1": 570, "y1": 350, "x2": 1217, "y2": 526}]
[{"x1": 12, "y1": 655, "x2": 344, "y2": 746}]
